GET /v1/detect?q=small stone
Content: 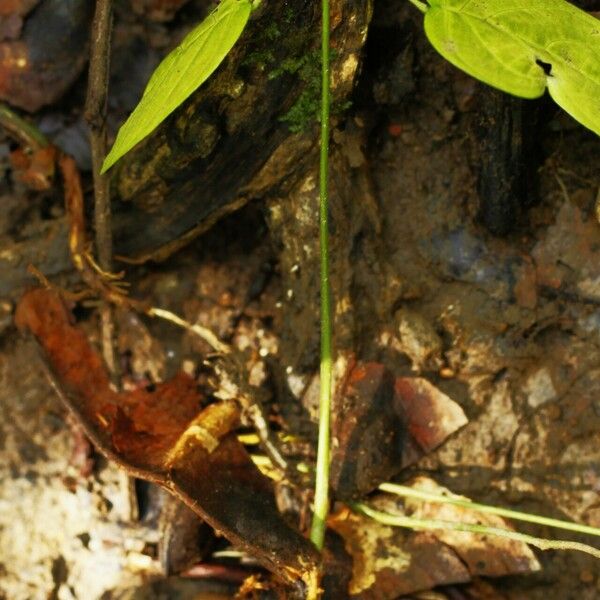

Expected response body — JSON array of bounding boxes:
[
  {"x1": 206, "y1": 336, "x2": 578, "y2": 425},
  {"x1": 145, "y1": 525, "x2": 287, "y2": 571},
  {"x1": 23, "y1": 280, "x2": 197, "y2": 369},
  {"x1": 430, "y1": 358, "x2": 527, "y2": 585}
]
[
  {"x1": 395, "y1": 308, "x2": 443, "y2": 372},
  {"x1": 524, "y1": 368, "x2": 556, "y2": 408}
]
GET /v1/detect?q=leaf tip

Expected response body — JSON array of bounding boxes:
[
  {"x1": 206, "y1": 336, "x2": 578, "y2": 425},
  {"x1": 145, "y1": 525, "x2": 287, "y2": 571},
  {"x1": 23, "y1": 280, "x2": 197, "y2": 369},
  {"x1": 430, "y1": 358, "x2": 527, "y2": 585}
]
[
  {"x1": 100, "y1": 160, "x2": 111, "y2": 174},
  {"x1": 101, "y1": 151, "x2": 118, "y2": 174}
]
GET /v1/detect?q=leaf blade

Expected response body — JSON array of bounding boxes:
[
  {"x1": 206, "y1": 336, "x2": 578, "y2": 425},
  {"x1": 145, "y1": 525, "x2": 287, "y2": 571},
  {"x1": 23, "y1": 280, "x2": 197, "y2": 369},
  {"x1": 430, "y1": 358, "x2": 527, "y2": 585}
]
[
  {"x1": 422, "y1": 0, "x2": 600, "y2": 136},
  {"x1": 102, "y1": 0, "x2": 252, "y2": 172}
]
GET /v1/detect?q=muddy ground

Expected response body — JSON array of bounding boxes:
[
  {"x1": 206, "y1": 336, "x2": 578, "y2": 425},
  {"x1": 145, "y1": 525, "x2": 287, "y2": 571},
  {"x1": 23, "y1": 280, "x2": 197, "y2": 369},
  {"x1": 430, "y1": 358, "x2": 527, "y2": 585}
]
[{"x1": 1, "y1": 0, "x2": 600, "y2": 598}]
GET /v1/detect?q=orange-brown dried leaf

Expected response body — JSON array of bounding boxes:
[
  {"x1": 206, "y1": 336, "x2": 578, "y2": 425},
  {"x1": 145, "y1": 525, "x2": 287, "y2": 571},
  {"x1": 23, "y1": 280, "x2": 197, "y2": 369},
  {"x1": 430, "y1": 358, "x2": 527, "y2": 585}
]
[
  {"x1": 9, "y1": 145, "x2": 56, "y2": 190},
  {"x1": 15, "y1": 288, "x2": 319, "y2": 583},
  {"x1": 15, "y1": 287, "x2": 115, "y2": 414}
]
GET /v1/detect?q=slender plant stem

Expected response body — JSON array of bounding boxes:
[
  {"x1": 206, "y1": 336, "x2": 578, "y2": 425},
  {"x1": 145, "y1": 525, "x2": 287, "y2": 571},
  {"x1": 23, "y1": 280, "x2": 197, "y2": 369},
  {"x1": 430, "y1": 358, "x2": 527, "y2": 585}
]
[
  {"x1": 352, "y1": 502, "x2": 600, "y2": 560},
  {"x1": 379, "y1": 482, "x2": 600, "y2": 539},
  {"x1": 0, "y1": 103, "x2": 49, "y2": 149},
  {"x1": 85, "y1": 0, "x2": 117, "y2": 376},
  {"x1": 147, "y1": 307, "x2": 230, "y2": 354},
  {"x1": 407, "y1": 0, "x2": 428, "y2": 13},
  {"x1": 310, "y1": 0, "x2": 332, "y2": 551}
]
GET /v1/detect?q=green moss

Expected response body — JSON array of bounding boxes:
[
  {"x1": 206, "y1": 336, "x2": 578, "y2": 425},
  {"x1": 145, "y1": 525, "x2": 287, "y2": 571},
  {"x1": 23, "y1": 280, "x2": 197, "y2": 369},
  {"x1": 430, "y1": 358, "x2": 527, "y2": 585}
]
[
  {"x1": 242, "y1": 23, "x2": 280, "y2": 69},
  {"x1": 242, "y1": 49, "x2": 276, "y2": 69},
  {"x1": 273, "y1": 49, "x2": 351, "y2": 132}
]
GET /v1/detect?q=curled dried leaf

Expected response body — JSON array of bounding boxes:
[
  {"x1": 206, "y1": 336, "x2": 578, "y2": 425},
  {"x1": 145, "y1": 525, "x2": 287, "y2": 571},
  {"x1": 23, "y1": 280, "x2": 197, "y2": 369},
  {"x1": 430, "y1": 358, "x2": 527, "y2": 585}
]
[{"x1": 15, "y1": 288, "x2": 319, "y2": 583}]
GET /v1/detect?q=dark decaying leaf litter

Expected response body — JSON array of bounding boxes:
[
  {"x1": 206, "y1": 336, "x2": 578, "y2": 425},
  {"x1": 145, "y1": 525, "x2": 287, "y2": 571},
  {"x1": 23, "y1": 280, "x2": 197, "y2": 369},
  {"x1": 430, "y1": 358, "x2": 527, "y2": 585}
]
[
  {"x1": 14, "y1": 287, "x2": 320, "y2": 586},
  {"x1": 330, "y1": 356, "x2": 467, "y2": 499},
  {"x1": 329, "y1": 477, "x2": 540, "y2": 600},
  {"x1": 15, "y1": 284, "x2": 545, "y2": 597},
  {"x1": 2, "y1": 0, "x2": 600, "y2": 598}
]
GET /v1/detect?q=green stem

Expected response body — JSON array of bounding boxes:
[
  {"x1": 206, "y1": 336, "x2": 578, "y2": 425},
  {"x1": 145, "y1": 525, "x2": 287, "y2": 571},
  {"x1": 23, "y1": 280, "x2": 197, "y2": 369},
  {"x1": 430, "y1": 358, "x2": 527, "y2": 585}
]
[
  {"x1": 352, "y1": 502, "x2": 600, "y2": 561},
  {"x1": 0, "y1": 103, "x2": 49, "y2": 149},
  {"x1": 407, "y1": 0, "x2": 428, "y2": 13},
  {"x1": 379, "y1": 482, "x2": 600, "y2": 538},
  {"x1": 310, "y1": 0, "x2": 332, "y2": 551}
]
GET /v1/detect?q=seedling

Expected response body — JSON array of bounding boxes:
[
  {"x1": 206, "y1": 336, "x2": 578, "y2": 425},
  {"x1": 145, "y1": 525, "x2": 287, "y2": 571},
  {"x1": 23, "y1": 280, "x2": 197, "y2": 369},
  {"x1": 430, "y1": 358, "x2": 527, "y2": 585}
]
[{"x1": 97, "y1": 0, "x2": 600, "y2": 587}]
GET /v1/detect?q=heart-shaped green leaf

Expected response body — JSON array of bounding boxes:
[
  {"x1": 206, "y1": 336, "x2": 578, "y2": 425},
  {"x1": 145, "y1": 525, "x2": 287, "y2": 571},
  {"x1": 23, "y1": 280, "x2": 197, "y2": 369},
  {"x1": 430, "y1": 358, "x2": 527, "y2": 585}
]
[
  {"x1": 102, "y1": 0, "x2": 253, "y2": 172},
  {"x1": 419, "y1": 0, "x2": 600, "y2": 136}
]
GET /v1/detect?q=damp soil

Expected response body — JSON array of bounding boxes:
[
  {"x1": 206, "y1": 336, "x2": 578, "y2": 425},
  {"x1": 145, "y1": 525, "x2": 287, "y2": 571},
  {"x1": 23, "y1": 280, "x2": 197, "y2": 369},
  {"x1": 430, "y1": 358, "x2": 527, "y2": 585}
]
[{"x1": 1, "y1": 0, "x2": 600, "y2": 599}]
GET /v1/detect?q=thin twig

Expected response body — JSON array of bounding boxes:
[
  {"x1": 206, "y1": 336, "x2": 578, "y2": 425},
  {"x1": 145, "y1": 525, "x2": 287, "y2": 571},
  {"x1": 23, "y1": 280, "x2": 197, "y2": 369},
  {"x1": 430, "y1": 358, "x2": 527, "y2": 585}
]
[
  {"x1": 59, "y1": 154, "x2": 130, "y2": 306},
  {"x1": 147, "y1": 307, "x2": 230, "y2": 354},
  {"x1": 85, "y1": 0, "x2": 116, "y2": 374}
]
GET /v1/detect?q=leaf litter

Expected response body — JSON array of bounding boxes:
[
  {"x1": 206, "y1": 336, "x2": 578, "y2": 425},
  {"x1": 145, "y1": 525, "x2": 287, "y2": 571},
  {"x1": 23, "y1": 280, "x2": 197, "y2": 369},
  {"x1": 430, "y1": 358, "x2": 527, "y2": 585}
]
[
  {"x1": 14, "y1": 287, "x2": 320, "y2": 585},
  {"x1": 329, "y1": 477, "x2": 540, "y2": 599}
]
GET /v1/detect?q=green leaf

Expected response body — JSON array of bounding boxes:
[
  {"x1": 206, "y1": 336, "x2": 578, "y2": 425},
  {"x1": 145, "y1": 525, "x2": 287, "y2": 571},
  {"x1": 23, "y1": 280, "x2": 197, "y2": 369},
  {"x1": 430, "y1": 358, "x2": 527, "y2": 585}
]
[
  {"x1": 420, "y1": 0, "x2": 600, "y2": 136},
  {"x1": 102, "y1": 0, "x2": 253, "y2": 172}
]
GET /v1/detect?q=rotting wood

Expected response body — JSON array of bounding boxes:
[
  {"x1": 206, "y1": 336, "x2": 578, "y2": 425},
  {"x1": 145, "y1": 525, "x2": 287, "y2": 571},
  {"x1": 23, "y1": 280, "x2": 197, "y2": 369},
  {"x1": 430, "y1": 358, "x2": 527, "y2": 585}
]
[
  {"x1": 110, "y1": 0, "x2": 371, "y2": 261},
  {"x1": 0, "y1": 0, "x2": 371, "y2": 297},
  {"x1": 475, "y1": 87, "x2": 541, "y2": 236}
]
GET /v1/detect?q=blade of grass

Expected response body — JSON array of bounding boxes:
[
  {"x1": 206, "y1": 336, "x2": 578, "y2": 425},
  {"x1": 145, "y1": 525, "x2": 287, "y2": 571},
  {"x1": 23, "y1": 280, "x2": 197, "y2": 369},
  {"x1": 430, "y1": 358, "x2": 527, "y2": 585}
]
[
  {"x1": 310, "y1": 0, "x2": 332, "y2": 551},
  {"x1": 379, "y1": 481, "x2": 600, "y2": 538},
  {"x1": 352, "y1": 502, "x2": 600, "y2": 561}
]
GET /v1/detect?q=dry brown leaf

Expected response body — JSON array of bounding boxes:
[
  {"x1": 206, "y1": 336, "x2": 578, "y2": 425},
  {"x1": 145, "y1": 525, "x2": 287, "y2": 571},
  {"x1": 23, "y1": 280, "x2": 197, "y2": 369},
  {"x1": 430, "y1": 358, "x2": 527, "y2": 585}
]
[
  {"x1": 15, "y1": 288, "x2": 319, "y2": 583},
  {"x1": 329, "y1": 507, "x2": 470, "y2": 599},
  {"x1": 403, "y1": 477, "x2": 541, "y2": 577}
]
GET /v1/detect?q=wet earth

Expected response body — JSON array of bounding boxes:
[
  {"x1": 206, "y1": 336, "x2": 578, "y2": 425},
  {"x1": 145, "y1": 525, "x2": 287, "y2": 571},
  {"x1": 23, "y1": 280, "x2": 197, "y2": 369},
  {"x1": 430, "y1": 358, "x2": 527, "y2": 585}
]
[{"x1": 1, "y1": 0, "x2": 600, "y2": 598}]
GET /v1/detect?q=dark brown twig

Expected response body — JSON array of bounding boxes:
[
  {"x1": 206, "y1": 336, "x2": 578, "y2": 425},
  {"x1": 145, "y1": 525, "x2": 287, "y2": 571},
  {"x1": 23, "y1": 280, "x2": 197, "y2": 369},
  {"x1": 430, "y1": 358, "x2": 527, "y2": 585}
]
[{"x1": 85, "y1": 0, "x2": 116, "y2": 374}]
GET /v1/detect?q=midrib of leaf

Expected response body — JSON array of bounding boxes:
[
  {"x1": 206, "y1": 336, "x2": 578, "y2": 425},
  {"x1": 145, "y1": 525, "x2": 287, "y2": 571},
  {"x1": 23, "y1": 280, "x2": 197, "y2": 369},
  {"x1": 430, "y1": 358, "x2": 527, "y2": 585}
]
[
  {"x1": 460, "y1": 16, "x2": 536, "y2": 82},
  {"x1": 143, "y1": 8, "x2": 229, "y2": 97},
  {"x1": 161, "y1": 30, "x2": 227, "y2": 107}
]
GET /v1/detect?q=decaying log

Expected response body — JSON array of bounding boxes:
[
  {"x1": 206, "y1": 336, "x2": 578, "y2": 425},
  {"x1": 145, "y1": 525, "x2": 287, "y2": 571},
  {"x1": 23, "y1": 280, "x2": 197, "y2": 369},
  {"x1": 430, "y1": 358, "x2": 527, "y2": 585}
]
[
  {"x1": 0, "y1": 0, "x2": 371, "y2": 295},
  {"x1": 475, "y1": 87, "x2": 540, "y2": 236},
  {"x1": 111, "y1": 0, "x2": 372, "y2": 262}
]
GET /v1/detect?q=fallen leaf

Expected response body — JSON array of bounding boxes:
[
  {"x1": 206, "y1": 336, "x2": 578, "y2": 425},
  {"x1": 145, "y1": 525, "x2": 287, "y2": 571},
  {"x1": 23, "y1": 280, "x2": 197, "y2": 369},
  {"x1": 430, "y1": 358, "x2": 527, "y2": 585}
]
[
  {"x1": 330, "y1": 476, "x2": 540, "y2": 598},
  {"x1": 329, "y1": 507, "x2": 470, "y2": 599},
  {"x1": 15, "y1": 288, "x2": 319, "y2": 584},
  {"x1": 330, "y1": 360, "x2": 404, "y2": 499},
  {"x1": 402, "y1": 477, "x2": 541, "y2": 577}
]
